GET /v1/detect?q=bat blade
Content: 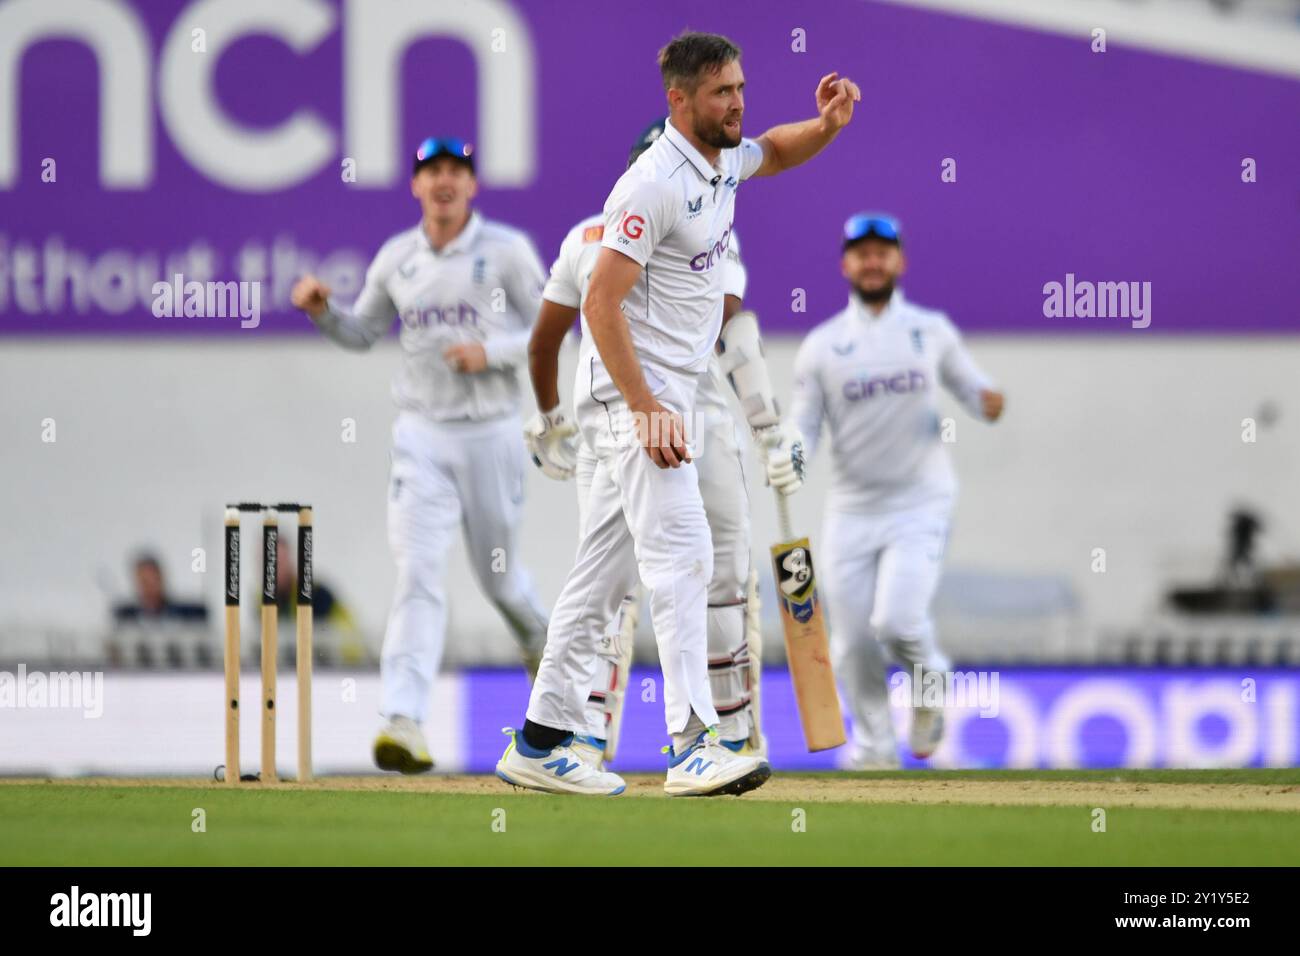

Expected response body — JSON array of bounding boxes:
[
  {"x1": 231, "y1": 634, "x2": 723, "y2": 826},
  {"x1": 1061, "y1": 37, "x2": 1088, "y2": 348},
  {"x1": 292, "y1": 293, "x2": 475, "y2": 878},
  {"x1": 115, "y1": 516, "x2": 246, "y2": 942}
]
[{"x1": 770, "y1": 535, "x2": 845, "y2": 752}]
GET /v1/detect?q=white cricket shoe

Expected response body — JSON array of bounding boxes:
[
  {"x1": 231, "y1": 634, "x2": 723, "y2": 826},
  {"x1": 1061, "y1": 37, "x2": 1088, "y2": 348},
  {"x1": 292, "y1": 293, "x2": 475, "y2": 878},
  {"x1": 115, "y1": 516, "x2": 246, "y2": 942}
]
[
  {"x1": 664, "y1": 728, "x2": 771, "y2": 797},
  {"x1": 909, "y1": 707, "x2": 944, "y2": 759},
  {"x1": 723, "y1": 735, "x2": 768, "y2": 762},
  {"x1": 495, "y1": 728, "x2": 626, "y2": 795},
  {"x1": 569, "y1": 734, "x2": 606, "y2": 770},
  {"x1": 373, "y1": 716, "x2": 435, "y2": 774}
]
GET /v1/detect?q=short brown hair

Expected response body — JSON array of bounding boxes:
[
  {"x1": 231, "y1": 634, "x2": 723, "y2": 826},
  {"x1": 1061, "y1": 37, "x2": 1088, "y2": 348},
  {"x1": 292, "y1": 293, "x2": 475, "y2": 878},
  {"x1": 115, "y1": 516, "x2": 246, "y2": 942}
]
[{"x1": 658, "y1": 31, "x2": 741, "y2": 94}]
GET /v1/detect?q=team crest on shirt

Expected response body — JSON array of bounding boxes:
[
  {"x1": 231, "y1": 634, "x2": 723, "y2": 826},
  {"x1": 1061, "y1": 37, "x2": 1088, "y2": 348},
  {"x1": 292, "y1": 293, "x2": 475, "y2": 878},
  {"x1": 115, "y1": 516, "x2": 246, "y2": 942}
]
[
  {"x1": 686, "y1": 195, "x2": 703, "y2": 217},
  {"x1": 398, "y1": 258, "x2": 418, "y2": 279},
  {"x1": 582, "y1": 225, "x2": 604, "y2": 243},
  {"x1": 911, "y1": 328, "x2": 924, "y2": 354},
  {"x1": 832, "y1": 341, "x2": 855, "y2": 356},
  {"x1": 472, "y1": 256, "x2": 486, "y2": 285}
]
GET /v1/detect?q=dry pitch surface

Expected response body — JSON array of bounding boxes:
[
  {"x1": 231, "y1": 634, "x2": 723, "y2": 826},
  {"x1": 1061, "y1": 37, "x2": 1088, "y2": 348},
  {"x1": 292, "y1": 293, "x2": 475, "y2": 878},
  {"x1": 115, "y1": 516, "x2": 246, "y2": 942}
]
[{"x1": 4, "y1": 772, "x2": 1298, "y2": 812}]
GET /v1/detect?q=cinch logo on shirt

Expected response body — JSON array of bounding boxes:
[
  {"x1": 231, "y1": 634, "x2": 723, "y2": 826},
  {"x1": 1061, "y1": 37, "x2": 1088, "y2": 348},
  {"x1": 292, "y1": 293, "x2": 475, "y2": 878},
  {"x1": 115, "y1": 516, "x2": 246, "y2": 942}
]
[
  {"x1": 400, "y1": 302, "x2": 481, "y2": 330},
  {"x1": 689, "y1": 222, "x2": 734, "y2": 272},
  {"x1": 620, "y1": 212, "x2": 645, "y2": 240},
  {"x1": 843, "y1": 369, "x2": 927, "y2": 401}
]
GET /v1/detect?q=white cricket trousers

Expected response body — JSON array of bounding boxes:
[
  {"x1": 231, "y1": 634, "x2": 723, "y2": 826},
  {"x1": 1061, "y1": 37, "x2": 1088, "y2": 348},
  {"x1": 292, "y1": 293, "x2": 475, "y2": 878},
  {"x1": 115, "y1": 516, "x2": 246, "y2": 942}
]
[
  {"x1": 574, "y1": 362, "x2": 753, "y2": 741},
  {"x1": 380, "y1": 411, "x2": 548, "y2": 723},
  {"x1": 528, "y1": 361, "x2": 719, "y2": 737},
  {"x1": 820, "y1": 502, "x2": 953, "y2": 763}
]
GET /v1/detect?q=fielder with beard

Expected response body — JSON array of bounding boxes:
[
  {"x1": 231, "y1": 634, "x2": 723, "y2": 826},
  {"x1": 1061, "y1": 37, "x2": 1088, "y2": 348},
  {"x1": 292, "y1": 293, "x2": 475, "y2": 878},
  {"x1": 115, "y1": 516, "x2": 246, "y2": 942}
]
[
  {"x1": 790, "y1": 214, "x2": 1004, "y2": 768},
  {"x1": 496, "y1": 32, "x2": 858, "y2": 796},
  {"x1": 522, "y1": 118, "x2": 805, "y2": 771}
]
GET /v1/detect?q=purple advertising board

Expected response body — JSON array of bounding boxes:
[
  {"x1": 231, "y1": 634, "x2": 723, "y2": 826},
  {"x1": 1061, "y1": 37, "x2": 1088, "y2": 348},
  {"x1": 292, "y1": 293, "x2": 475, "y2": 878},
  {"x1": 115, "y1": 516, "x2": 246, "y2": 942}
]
[
  {"x1": 467, "y1": 666, "x2": 1300, "y2": 770},
  {"x1": 2, "y1": 0, "x2": 1297, "y2": 336}
]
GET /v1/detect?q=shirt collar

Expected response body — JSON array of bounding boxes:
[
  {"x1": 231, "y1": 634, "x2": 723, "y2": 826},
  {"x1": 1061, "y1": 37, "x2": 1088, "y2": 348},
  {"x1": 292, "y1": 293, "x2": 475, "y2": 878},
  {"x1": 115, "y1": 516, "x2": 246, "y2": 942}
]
[
  {"x1": 847, "y1": 287, "x2": 906, "y2": 324},
  {"x1": 422, "y1": 210, "x2": 482, "y2": 255},
  {"x1": 662, "y1": 118, "x2": 724, "y2": 187}
]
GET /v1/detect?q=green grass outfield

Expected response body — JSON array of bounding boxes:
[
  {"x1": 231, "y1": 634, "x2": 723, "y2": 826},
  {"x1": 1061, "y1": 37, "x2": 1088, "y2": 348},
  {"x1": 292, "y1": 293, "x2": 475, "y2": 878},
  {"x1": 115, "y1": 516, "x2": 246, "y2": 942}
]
[{"x1": 1, "y1": 769, "x2": 1297, "y2": 866}]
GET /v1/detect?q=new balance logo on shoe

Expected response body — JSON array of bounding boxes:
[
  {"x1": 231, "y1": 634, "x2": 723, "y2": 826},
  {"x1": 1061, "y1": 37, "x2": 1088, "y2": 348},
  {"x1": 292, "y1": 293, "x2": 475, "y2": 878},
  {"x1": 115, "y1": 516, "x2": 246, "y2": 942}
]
[
  {"x1": 543, "y1": 757, "x2": 580, "y2": 776},
  {"x1": 685, "y1": 757, "x2": 713, "y2": 775}
]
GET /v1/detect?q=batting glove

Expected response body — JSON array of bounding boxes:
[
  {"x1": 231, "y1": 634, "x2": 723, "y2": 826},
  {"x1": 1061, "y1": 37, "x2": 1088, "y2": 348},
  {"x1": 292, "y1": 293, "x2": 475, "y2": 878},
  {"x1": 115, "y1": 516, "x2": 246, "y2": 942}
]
[
  {"x1": 755, "y1": 422, "x2": 805, "y2": 496},
  {"x1": 523, "y1": 407, "x2": 579, "y2": 481}
]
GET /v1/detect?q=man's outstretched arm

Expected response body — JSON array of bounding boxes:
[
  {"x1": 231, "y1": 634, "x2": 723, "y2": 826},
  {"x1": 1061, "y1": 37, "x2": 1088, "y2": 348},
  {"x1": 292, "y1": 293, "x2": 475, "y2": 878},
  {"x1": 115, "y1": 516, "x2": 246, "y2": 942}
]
[
  {"x1": 292, "y1": 274, "x2": 395, "y2": 351},
  {"x1": 751, "y1": 72, "x2": 861, "y2": 178}
]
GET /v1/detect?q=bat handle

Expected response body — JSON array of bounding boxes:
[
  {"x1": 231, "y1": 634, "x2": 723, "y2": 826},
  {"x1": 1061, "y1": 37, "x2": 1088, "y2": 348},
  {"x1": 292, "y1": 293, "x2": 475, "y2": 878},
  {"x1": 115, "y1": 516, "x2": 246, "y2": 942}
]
[{"x1": 775, "y1": 488, "x2": 793, "y2": 541}]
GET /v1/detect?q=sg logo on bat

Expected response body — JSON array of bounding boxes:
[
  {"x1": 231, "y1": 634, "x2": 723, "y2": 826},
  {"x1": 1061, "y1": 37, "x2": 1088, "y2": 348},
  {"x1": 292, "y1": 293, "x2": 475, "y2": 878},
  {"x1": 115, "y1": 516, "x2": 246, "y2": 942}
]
[{"x1": 775, "y1": 543, "x2": 819, "y2": 624}]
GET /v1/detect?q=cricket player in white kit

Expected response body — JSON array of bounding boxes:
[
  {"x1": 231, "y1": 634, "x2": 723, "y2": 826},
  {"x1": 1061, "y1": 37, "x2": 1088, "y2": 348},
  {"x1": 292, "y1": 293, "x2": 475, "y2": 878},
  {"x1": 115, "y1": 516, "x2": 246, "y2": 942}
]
[
  {"x1": 291, "y1": 138, "x2": 550, "y2": 773},
  {"x1": 496, "y1": 32, "x2": 859, "y2": 796},
  {"x1": 522, "y1": 119, "x2": 805, "y2": 770},
  {"x1": 790, "y1": 214, "x2": 1005, "y2": 767}
]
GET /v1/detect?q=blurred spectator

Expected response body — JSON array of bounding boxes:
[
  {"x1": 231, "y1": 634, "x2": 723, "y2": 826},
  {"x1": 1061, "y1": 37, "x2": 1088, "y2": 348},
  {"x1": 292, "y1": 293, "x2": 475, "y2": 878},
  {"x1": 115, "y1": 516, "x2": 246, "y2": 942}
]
[
  {"x1": 1223, "y1": 508, "x2": 1263, "y2": 588},
  {"x1": 112, "y1": 552, "x2": 207, "y2": 624},
  {"x1": 1167, "y1": 507, "x2": 1277, "y2": 615},
  {"x1": 273, "y1": 537, "x2": 366, "y2": 664},
  {"x1": 107, "y1": 552, "x2": 209, "y2": 668}
]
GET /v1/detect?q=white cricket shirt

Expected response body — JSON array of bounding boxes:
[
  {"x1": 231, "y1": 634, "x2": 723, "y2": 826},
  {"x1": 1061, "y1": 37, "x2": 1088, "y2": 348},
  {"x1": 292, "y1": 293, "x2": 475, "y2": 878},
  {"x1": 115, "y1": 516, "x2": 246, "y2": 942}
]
[
  {"x1": 544, "y1": 213, "x2": 748, "y2": 409},
  {"x1": 594, "y1": 118, "x2": 762, "y2": 389},
  {"x1": 313, "y1": 211, "x2": 546, "y2": 423},
  {"x1": 791, "y1": 290, "x2": 995, "y2": 514}
]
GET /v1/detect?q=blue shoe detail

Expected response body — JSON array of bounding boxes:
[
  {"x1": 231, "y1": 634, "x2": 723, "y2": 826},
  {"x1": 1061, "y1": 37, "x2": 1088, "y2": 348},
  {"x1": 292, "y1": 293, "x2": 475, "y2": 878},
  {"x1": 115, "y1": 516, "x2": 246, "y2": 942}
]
[
  {"x1": 666, "y1": 731, "x2": 711, "y2": 768},
  {"x1": 542, "y1": 756, "x2": 581, "y2": 777},
  {"x1": 684, "y1": 756, "x2": 713, "y2": 776},
  {"x1": 514, "y1": 729, "x2": 574, "y2": 759},
  {"x1": 609, "y1": 784, "x2": 626, "y2": 795},
  {"x1": 720, "y1": 739, "x2": 746, "y2": 753},
  {"x1": 573, "y1": 734, "x2": 606, "y2": 750}
]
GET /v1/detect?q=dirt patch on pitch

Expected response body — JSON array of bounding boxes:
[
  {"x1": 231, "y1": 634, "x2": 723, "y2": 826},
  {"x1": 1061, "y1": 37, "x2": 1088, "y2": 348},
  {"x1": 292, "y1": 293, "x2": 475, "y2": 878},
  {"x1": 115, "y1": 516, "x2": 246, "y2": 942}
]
[
  {"x1": 4, "y1": 774, "x2": 1298, "y2": 811},
  {"x1": 748, "y1": 777, "x2": 1300, "y2": 812}
]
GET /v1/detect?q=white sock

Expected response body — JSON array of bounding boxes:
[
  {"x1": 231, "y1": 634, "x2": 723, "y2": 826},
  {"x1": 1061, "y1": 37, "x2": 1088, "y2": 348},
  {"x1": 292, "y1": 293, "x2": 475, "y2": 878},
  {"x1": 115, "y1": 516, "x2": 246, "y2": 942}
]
[{"x1": 672, "y1": 712, "x2": 708, "y2": 755}]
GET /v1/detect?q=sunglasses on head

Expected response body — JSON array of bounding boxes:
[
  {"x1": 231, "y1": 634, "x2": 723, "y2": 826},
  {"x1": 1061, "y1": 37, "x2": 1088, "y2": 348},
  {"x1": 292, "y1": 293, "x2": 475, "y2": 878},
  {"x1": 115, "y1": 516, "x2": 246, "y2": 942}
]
[
  {"x1": 843, "y1": 213, "x2": 901, "y2": 246},
  {"x1": 413, "y1": 137, "x2": 474, "y2": 172}
]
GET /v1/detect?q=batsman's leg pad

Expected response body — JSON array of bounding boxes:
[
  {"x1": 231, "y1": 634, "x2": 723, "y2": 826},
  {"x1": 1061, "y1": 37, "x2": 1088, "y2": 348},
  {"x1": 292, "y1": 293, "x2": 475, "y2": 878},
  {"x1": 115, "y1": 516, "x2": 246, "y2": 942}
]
[
  {"x1": 583, "y1": 594, "x2": 636, "y2": 742},
  {"x1": 707, "y1": 602, "x2": 751, "y2": 742}
]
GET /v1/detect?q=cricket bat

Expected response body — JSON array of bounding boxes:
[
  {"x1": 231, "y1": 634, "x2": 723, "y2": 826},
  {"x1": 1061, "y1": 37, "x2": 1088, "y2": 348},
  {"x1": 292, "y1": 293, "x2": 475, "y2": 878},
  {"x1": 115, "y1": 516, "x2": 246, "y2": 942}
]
[{"x1": 770, "y1": 492, "x2": 845, "y2": 752}]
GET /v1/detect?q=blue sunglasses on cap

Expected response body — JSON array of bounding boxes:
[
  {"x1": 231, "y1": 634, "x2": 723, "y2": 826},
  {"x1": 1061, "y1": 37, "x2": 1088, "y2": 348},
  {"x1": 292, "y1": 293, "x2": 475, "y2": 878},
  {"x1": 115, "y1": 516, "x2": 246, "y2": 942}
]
[
  {"x1": 413, "y1": 137, "x2": 474, "y2": 173},
  {"x1": 843, "y1": 213, "x2": 902, "y2": 247}
]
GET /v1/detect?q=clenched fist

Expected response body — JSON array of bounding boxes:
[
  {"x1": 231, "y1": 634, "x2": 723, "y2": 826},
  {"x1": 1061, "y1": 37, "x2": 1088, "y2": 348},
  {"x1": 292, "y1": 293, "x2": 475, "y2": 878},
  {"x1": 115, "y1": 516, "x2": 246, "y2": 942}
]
[
  {"x1": 815, "y1": 72, "x2": 860, "y2": 134},
  {"x1": 981, "y1": 389, "x2": 1005, "y2": 422},
  {"x1": 755, "y1": 421, "x2": 805, "y2": 496},
  {"x1": 291, "y1": 275, "x2": 331, "y2": 319},
  {"x1": 444, "y1": 342, "x2": 488, "y2": 374}
]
